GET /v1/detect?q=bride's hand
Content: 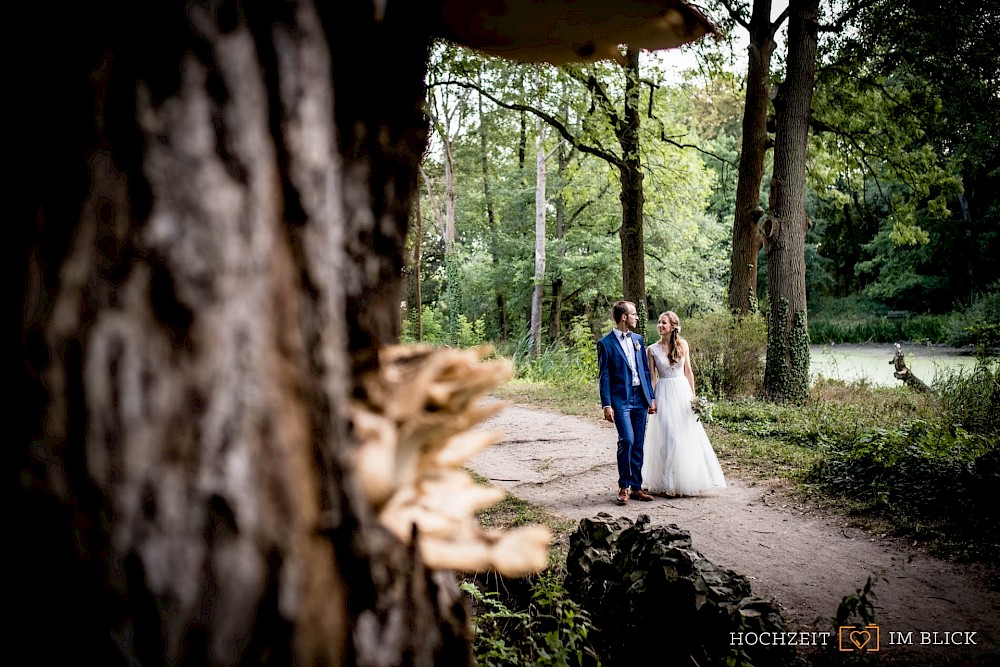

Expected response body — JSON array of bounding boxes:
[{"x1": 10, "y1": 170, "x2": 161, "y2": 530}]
[{"x1": 648, "y1": 400, "x2": 656, "y2": 414}]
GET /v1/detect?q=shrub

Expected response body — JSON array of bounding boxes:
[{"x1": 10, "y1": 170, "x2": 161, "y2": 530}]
[
  {"x1": 401, "y1": 304, "x2": 448, "y2": 345},
  {"x1": 401, "y1": 305, "x2": 486, "y2": 348},
  {"x1": 683, "y1": 311, "x2": 767, "y2": 398},
  {"x1": 567, "y1": 315, "x2": 599, "y2": 381},
  {"x1": 807, "y1": 418, "x2": 999, "y2": 561},
  {"x1": 945, "y1": 286, "x2": 1000, "y2": 352},
  {"x1": 512, "y1": 318, "x2": 601, "y2": 387},
  {"x1": 456, "y1": 313, "x2": 487, "y2": 348}
]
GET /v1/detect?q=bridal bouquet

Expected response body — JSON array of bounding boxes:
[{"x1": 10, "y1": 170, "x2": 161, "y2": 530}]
[{"x1": 690, "y1": 395, "x2": 714, "y2": 423}]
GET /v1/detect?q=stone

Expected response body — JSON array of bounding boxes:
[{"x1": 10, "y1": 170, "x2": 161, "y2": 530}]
[{"x1": 564, "y1": 514, "x2": 795, "y2": 666}]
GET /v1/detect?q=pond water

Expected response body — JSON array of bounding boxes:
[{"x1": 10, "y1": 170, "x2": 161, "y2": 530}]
[{"x1": 809, "y1": 344, "x2": 979, "y2": 387}]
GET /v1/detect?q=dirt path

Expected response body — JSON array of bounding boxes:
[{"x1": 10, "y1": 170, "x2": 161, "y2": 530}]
[{"x1": 469, "y1": 401, "x2": 1000, "y2": 664}]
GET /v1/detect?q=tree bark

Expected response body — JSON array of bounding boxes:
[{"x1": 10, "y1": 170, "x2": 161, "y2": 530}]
[
  {"x1": 728, "y1": 0, "x2": 775, "y2": 314},
  {"x1": 762, "y1": 0, "x2": 818, "y2": 402},
  {"x1": 443, "y1": 136, "x2": 457, "y2": 253},
  {"x1": 619, "y1": 48, "x2": 648, "y2": 331},
  {"x1": 14, "y1": 2, "x2": 472, "y2": 664}
]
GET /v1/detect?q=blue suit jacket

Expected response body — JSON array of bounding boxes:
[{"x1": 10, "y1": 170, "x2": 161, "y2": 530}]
[{"x1": 598, "y1": 330, "x2": 655, "y2": 411}]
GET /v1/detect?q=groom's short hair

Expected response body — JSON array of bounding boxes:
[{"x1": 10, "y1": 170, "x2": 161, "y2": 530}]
[{"x1": 612, "y1": 300, "x2": 634, "y2": 325}]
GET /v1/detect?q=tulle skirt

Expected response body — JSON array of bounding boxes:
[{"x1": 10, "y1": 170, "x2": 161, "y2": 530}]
[{"x1": 641, "y1": 376, "x2": 727, "y2": 496}]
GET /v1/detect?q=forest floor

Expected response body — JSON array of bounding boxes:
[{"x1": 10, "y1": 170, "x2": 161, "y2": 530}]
[{"x1": 469, "y1": 399, "x2": 1000, "y2": 666}]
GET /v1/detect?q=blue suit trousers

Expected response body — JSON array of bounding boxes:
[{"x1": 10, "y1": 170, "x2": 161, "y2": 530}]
[{"x1": 615, "y1": 384, "x2": 648, "y2": 491}]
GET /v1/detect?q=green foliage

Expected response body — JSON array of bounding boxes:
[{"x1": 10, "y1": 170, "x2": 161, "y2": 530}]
[
  {"x1": 683, "y1": 311, "x2": 766, "y2": 399},
  {"x1": 635, "y1": 299, "x2": 647, "y2": 340},
  {"x1": 808, "y1": 313, "x2": 950, "y2": 345},
  {"x1": 807, "y1": 415, "x2": 999, "y2": 562},
  {"x1": 400, "y1": 305, "x2": 448, "y2": 345},
  {"x1": 456, "y1": 313, "x2": 487, "y2": 348},
  {"x1": 808, "y1": 295, "x2": 988, "y2": 345},
  {"x1": 567, "y1": 315, "x2": 599, "y2": 381},
  {"x1": 815, "y1": 577, "x2": 883, "y2": 664},
  {"x1": 511, "y1": 317, "x2": 601, "y2": 386},
  {"x1": 932, "y1": 358, "x2": 1000, "y2": 439},
  {"x1": 944, "y1": 285, "x2": 1000, "y2": 352},
  {"x1": 462, "y1": 572, "x2": 600, "y2": 667},
  {"x1": 834, "y1": 577, "x2": 879, "y2": 631},
  {"x1": 401, "y1": 305, "x2": 487, "y2": 348}
]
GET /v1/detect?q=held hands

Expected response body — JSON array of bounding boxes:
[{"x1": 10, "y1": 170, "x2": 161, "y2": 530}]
[
  {"x1": 648, "y1": 399, "x2": 657, "y2": 414},
  {"x1": 603, "y1": 406, "x2": 614, "y2": 423}
]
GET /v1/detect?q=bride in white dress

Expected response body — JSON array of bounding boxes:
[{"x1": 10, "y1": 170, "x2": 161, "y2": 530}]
[{"x1": 642, "y1": 311, "x2": 726, "y2": 496}]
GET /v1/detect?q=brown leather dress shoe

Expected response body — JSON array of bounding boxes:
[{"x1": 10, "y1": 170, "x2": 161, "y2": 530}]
[
  {"x1": 630, "y1": 488, "x2": 654, "y2": 501},
  {"x1": 616, "y1": 488, "x2": 629, "y2": 505}
]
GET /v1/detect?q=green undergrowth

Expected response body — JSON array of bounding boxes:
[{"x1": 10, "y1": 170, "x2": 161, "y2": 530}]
[
  {"x1": 461, "y1": 571, "x2": 601, "y2": 667},
  {"x1": 465, "y1": 472, "x2": 598, "y2": 666},
  {"x1": 804, "y1": 360, "x2": 999, "y2": 563}
]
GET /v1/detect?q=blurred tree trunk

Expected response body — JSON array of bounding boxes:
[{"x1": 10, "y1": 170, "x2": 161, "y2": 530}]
[
  {"x1": 13, "y1": 2, "x2": 472, "y2": 665},
  {"x1": 761, "y1": 0, "x2": 818, "y2": 402}
]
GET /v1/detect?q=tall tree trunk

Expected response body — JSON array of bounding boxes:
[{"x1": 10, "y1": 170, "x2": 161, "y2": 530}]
[
  {"x1": 619, "y1": 48, "x2": 647, "y2": 335},
  {"x1": 548, "y1": 140, "x2": 570, "y2": 342},
  {"x1": 549, "y1": 100, "x2": 572, "y2": 343},
  {"x1": 762, "y1": 0, "x2": 818, "y2": 402},
  {"x1": 13, "y1": 2, "x2": 474, "y2": 664},
  {"x1": 531, "y1": 120, "x2": 547, "y2": 356},
  {"x1": 518, "y1": 71, "x2": 528, "y2": 171},
  {"x1": 728, "y1": 0, "x2": 775, "y2": 314},
  {"x1": 415, "y1": 196, "x2": 424, "y2": 341},
  {"x1": 443, "y1": 137, "x2": 457, "y2": 253},
  {"x1": 478, "y1": 75, "x2": 507, "y2": 340}
]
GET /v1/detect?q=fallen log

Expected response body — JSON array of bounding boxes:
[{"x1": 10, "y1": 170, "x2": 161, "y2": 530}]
[{"x1": 891, "y1": 343, "x2": 932, "y2": 393}]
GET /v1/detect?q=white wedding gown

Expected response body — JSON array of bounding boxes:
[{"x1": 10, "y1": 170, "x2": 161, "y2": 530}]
[{"x1": 642, "y1": 342, "x2": 726, "y2": 496}]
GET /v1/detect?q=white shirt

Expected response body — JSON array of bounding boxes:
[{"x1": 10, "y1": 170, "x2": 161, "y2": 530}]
[{"x1": 616, "y1": 330, "x2": 641, "y2": 387}]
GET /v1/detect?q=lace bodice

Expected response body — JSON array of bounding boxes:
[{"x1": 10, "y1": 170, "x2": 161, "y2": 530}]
[{"x1": 649, "y1": 342, "x2": 685, "y2": 379}]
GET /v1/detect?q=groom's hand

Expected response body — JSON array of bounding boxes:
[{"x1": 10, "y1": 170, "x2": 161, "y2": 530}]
[
  {"x1": 648, "y1": 400, "x2": 656, "y2": 414},
  {"x1": 603, "y1": 406, "x2": 614, "y2": 423}
]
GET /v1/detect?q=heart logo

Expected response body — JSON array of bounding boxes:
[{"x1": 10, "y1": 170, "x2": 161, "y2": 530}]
[{"x1": 849, "y1": 630, "x2": 871, "y2": 649}]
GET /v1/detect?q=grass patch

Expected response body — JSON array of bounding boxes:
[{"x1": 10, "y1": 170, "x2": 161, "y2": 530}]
[{"x1": 493, "y1": 378, "x2": 601, "y2": 419}]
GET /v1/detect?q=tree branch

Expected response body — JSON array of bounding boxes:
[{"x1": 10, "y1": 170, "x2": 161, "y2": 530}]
[
  {"x1": 431, "y1": 78, "x2": 623, "y2": 167},
  {"x1": 717, "y1": 0, "x2": 751, "y2": 33},
  {"x1": 564, "y1": 66, "x2": 624, "y2": 135},
  {"x1": 770, "y1": 7, "x2": 791, "y2": 37},
  {"x1": 655, "y1": 129, "x2": 737, "y2": 167},
  {"x1": 568, "y1": 182, "x2": 613, "y2": 227},
  {"x1": 819, "y1": 0, "x2": 879, "y2": 33}
]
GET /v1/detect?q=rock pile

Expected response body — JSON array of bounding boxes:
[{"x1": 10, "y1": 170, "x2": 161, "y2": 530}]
[{"x1": 564, "y1": 513, "x2": 795, "y2": 667}]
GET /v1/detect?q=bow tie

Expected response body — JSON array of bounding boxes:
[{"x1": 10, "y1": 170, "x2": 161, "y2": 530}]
[{"x1": 623, "y1": 332, "x2": 632, "y2": 338}]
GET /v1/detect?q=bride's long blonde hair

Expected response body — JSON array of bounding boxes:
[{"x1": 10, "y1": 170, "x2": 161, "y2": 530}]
[{"x1": 661, "y1": 311, "x2": 683, "y2": 365}]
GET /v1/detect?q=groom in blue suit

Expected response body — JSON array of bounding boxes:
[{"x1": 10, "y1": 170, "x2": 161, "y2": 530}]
[{"x1": 598, "y1": 300, "x2": 656, "y2": 505}]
